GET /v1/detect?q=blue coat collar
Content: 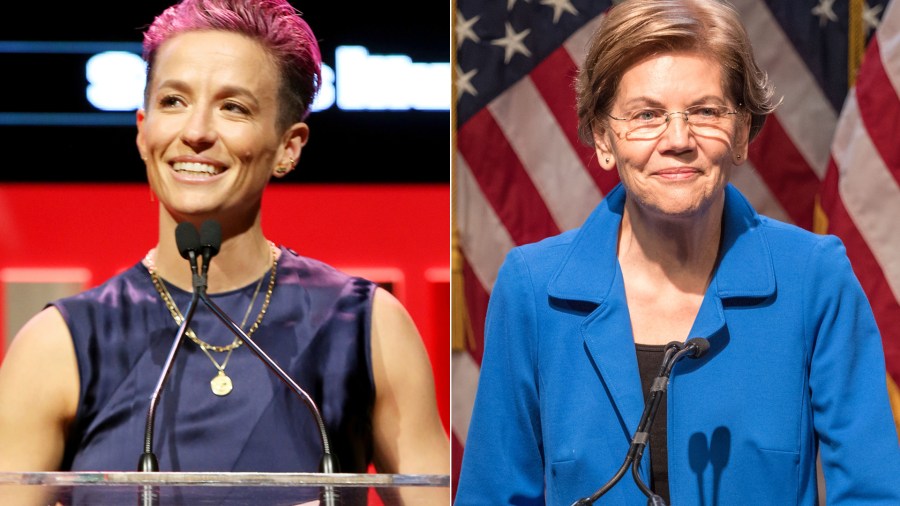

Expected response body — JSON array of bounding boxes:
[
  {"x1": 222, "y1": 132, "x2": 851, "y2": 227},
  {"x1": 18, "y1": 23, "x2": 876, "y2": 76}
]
[
  {"x1": 547, "y1": 183, "x2": 776, "y2": 304},
  {"x1": 545, "y1": 184, "x2": 776, "y2": 446}
]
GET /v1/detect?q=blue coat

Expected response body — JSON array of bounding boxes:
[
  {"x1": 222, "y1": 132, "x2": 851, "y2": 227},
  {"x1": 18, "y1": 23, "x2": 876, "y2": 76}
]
[{"x1": 456, "y1": 184, "x2": 900, "y2": 505}]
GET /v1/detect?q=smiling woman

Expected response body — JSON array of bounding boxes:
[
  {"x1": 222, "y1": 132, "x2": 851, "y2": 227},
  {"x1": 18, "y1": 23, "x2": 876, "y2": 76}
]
[
  {"x1": 594, "y1": 52, "x2": 748, "y2": 225},
  {"x1": 455, "y1": 0, "x2": 900, "y2": 504},
  {"x1": 138, "y1": 31, "x2": 306, "y2": 225},
  {"x1": 0, "y1": 1, "x2": 449, "y2": 504},
  {"x1": 0, "y1": 1, "x2": 448, "y2": 184}
]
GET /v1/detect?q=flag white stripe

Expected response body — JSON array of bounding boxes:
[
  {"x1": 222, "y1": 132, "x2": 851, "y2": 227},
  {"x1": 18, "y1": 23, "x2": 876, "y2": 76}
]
[
  {"x1": 487, "y1": 78, "x2": 603, "y2": 232},
  {"x1": 455, "y1": 155, "x2": 516, "y2": 291},
  {"x1": 879, "y1": 0, "x2": 900, "y2": 97},
  {"x1": 833, "y1": 95, "x2": 900, "y2": 301},
  {"x1": 562, "y1": 13, "x2": 605, "y2": 68},
  {"x1": 730, "y1": 161, "x2": 793, "y2": 224},
  {"x1": 451, "y1": 350, "x2": 481, "y2": 445},
  {"x1": 734, "y1": 0, "x2": 836, "y2": 178}
]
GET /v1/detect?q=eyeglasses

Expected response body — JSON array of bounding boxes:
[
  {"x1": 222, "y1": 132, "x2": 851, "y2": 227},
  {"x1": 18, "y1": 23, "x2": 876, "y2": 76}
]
[{"x1": 606, "y1": 104, "x2": 741, "y2": 140}]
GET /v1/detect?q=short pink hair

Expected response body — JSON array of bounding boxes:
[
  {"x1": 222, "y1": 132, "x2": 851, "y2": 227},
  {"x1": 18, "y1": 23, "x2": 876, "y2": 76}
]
[{"x1": 143, "y1": 0, "x2": 322, "y2": 127}]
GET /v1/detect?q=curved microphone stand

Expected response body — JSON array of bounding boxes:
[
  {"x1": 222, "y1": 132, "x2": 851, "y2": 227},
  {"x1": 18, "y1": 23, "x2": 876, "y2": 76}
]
[
  {"x1": 196, "y1": 220, "x2": 341, "y2": 505},
  {"x1": 572, "y1": 338, "x2": 710, "y2": 506},
  {"x1": 137, "y1": 222, "x2": 204, "y2": 506}
]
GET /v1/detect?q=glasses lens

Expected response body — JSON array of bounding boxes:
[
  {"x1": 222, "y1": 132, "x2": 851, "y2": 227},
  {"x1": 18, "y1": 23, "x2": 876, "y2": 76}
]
[
  {"x1": 626, "y1": 125, "x2": 665, "y2": 140},
  {"x1": 687, "y1": 106, "x2": 726, "y2": 127},
  {"x1": 619, "y1": 106, "x2": 735, "y2": 140},
  {"x1": 625, "y1": 109, "x2": 666, "y2": 140}
]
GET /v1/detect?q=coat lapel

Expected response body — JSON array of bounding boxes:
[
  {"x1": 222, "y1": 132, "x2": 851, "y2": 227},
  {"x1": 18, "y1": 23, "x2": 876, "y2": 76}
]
[
  {"x1": 548, "y1": 185, "x2": 646, "y2": 438},
  {"x1": 547, "y1": 184, "x2": 777, "y2": 436},
  {"x1": 580, "y1": 267, "x2": 647, "y2": 439}
]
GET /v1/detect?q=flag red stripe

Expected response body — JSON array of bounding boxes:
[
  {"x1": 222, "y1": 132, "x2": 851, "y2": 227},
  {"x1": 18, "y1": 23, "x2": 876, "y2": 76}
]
[
  {"x1": 821, "y1": 163, "x2": 900, "y2": 384},
  {"x1": 462, "y1": 257, "x2": 489, "y2": 366},
  {"x1": 529, "y1": 47, "x2": 620, "y2": 195},
  {"x1": 855, "y1": 39, "x2": 900, "y2": 185},
  {"x1": 452, "y1": 433, "x2": 465, "y2": 501},
  {"x1": 458, "y1": 108, "x2": 561, "y2": 245},
  {"x1": 747, "y1": 116, "x2": 822, "y2": 229}
]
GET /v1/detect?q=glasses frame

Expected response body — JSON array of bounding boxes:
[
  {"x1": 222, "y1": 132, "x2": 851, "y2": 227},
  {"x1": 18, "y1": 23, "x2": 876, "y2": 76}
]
[{"x1": 605, "y1": 104, "x2": 742, "y2": 140}]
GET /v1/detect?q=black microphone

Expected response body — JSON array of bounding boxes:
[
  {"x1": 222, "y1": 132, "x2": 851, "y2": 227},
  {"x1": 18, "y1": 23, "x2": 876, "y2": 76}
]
[
  {"x1": 572, "y1": 337, "x2": 711, "y2": 506},
  {"x1": 137, "y1": 222, "x2": 203, "y2": 506},
  {"x1": 194, "y1": 220, "x2": 341, "y2": 505},
  {"x1": 199, "y1": 219, "x2": 221, "y2": 279},
  {"x1": 682, "y1": 337, "x2": 710, "y2": 359}
]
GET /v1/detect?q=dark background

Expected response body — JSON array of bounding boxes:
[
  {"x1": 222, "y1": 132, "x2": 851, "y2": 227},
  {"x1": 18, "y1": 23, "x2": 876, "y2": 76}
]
[{"x1": 0, "y1": 1, "x2": 449, "y2": 183}]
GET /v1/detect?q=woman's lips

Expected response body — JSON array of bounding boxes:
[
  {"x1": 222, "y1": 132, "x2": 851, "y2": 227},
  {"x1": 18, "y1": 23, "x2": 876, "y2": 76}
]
[
  {"x1": 654, "y1": 167, "x2": 699, "y2": 180},
  {"x1": 172, "y1": 161, "x2": 223, "y2": 176}
]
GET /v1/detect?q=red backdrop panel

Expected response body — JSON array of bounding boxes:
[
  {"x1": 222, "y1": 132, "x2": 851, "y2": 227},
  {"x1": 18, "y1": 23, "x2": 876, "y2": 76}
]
[{"x1": 0, "y1": 183, "x2": 450, "y2": 432}]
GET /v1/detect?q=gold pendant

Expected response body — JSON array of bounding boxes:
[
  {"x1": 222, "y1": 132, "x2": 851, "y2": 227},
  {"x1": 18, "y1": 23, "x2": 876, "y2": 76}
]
[{"x1": 211, "y1": 370, "x2": 233, "y2": 396}]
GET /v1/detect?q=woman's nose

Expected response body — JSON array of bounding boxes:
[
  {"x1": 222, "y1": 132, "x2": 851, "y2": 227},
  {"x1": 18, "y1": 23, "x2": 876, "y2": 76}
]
[
  {"x1": 180, "y1": 107, "x2": 217, "y2": 150},
  {"x1": 660, "y1": 112, "x2": 694, "y2": 150}
]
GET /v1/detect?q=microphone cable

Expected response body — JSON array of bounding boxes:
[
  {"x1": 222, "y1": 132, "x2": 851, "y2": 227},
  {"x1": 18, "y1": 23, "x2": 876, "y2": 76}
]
[{"x1": 572, "y1": 338, "x2": 710, "y2": 506}]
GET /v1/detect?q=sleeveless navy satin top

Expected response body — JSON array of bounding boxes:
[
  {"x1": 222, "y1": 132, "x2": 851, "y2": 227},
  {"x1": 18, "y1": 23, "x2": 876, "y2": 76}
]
[{"x1": 53, "y1": 246, "x2": 376, "y2": 476}]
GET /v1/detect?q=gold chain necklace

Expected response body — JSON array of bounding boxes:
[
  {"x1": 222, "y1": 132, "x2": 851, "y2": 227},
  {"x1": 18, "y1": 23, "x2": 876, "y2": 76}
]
[{"x1": 145, "y1": 242, "x2": 279, "y2": 396}]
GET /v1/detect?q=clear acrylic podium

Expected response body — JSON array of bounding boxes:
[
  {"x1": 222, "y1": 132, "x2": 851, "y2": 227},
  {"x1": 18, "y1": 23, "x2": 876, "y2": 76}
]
[{"x1": 0, "y1": 471, "x2": 450, "y2": 505}]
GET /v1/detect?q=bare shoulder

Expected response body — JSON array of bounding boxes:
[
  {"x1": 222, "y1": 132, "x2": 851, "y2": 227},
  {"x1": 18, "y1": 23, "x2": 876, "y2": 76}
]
[
  {"x1": 0, "y1": 307, "x2": 79, "y2": 471},
  {"x1": 2, "y1": 306, "x2": 76, "y2": 377},
  {"x1": 371, "y1": 287, "x2": 420, "y2": 346},
  {"x1": 370, "y1": 287, "x2": 431, "y2": 400},
  {"x1": 369, "y1": 287, "x2": 449, "y2": 502}
]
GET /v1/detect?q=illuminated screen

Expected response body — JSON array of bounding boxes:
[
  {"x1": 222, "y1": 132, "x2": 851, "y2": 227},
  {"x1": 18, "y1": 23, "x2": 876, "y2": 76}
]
[{"x1": 0, "y1": 2, "x2": 448, "y2": 183}]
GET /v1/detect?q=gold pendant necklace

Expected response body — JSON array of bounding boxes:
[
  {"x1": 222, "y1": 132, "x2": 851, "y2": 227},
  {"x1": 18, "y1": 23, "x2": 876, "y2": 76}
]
[
  {"x1": 197, "y1": 271, "x2": 265, "y2": 397},
  {"x1": 146, "y1": 241, "x2": 278, "y2": 396}
]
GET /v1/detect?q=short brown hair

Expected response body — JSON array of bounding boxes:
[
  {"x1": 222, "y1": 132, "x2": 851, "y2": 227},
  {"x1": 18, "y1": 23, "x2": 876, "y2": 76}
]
[{"x1": 576, "y1": 0, "x2": 777, "y2": 145}]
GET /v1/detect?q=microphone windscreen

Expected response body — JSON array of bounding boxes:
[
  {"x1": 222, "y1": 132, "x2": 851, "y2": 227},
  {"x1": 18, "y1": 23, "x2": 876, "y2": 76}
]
[
  {"x1": 686, "y1": 337, "x2": 711, "y2": 358},
  {"x1": 175, "y1": 222, "x2": 201, "y2": 259},
  {"x1": 200, "y1": 220, "x2": 222, "y2": 257}
]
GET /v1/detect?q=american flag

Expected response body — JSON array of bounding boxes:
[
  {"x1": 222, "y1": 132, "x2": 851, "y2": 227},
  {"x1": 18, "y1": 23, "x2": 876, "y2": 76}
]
[{"x1": 452, "y1": 0, "x2": 900, "y2": 498}]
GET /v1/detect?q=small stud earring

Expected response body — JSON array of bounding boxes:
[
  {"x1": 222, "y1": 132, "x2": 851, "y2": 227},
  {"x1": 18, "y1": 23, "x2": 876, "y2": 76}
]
[
  {"x1": 275, "y1": 157, "x2": 295, "y2": 175},
  {"x1": 736, "y1": 154, "x2": 742, "y2": 159},
  {"x1": 605, "y1": 158, "x2": 610, "y2": 163}
]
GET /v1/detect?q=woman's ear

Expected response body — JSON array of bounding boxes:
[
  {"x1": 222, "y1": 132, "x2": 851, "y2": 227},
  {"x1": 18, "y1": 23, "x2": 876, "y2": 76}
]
[
  {"x1": 135, "y1": 109, "x2": 148, "y2": 160},
  {"x1": 273, "y1": 122, "x2": 310, "y2": 177},
  {"x1": 593, "y1": 125, "x2": 616, "y2": 171},
  {"x1": 284, "y1": 121, "x2": 310, "y2": 162},
  {"x1": 732, "y1": 113, "x2": 751, "y2": 165}
]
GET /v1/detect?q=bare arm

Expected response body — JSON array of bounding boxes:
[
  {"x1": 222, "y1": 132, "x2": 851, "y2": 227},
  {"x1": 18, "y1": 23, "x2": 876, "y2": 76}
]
[
  {"x1": 369, "y1": 288, "x2": 450, "y2": 505},
  {"x1": 0, "y1": 307, "x2": 79, "y2": 504}
]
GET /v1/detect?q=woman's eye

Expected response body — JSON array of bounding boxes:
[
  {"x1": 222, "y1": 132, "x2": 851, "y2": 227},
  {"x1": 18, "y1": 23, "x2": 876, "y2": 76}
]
[
  {"x1": 633, "y1": 110, "x2": 661, "y2": 122},
  {"x1": 159, "y1": 96, "x2": 184, "y2": 108},
  {"x1": 223, "y1": 102, "x2": 250, "y2": 115}
]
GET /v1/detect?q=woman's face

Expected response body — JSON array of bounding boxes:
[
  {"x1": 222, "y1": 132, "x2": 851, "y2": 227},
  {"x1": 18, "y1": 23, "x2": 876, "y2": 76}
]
[
  {"x1": 594, "y1": 51, "x2": 750, "y2": 221},
  {"x1": 137, "y1": 30, "x2": 307, "y2": 221}
]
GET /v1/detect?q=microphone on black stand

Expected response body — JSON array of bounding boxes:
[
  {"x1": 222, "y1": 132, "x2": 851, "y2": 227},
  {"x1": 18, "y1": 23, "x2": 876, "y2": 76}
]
[
  {"x1": 572, "y1": 337, "x2": 710, "y2": 506},
  {"x1": 195, "y1": 220, "x2": 342, "y2": 506},
  {"x1": 137, "y1": 222, "x2": 206, "y2": 506},
  {"x1": 198, "y1": 219, "x2": 220, "y2": 280}
]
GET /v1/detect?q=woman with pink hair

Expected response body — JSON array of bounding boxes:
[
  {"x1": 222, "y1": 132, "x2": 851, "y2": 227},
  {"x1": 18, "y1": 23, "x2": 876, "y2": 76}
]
[{"x1": 0, "y1": 1, "x2": 448, "y2": 504}]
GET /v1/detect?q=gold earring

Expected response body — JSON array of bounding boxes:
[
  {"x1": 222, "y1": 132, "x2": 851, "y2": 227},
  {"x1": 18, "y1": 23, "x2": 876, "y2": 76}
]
[
  {"x1": 605, "y1": 158, "x2": 610, "y2": 163},
  {"x1": 275, "y1": 157, "x2": 294, "y2": 175},
  {"x1": 736, "y1": 154, "x2": 742, "y2": 159}
]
